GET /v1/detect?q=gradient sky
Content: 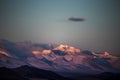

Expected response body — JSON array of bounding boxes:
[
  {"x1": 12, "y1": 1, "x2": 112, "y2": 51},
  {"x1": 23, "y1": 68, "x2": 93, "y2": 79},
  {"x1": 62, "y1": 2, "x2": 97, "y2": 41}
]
[{"x1": 0, "y1": 0, "x2": 120, "y2": 56}]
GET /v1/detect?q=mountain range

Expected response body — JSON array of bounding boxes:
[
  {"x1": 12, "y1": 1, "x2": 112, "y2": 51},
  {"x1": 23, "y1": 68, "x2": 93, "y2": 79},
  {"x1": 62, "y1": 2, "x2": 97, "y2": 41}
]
[{"x1": 0, "y1": 39, "x2": 120, "y2": 80}]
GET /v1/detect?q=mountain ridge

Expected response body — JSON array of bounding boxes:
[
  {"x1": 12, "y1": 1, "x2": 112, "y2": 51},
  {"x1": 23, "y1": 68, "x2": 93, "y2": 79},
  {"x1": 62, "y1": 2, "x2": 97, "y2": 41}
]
[{"x1": 0, "y1": 39, "x2": 120, "y2": 77}]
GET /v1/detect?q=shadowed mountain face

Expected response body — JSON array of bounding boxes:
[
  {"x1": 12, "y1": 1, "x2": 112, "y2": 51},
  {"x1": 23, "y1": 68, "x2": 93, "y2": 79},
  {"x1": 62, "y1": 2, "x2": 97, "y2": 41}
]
[
  {"x1": 0, "y1": 65, "x2": 69, "y2": 80},
  {"x1": 14, "y1": 65, "x2": 69, "y2": 80},
  {"x1": 0, "y1": 67, "x2": 28, "y2": 80},
  {"x1": 0, "y1": 39, "x2": 120, "y2": 78},
  {"x1": 71, "y1": 72, "x2": 120, "y2": 80}
]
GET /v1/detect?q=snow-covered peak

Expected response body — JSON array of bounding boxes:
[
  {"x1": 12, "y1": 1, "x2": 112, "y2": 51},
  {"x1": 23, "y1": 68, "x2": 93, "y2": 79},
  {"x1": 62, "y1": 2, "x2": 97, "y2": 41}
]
[
  {"x1": 92, "y1": 51, "x2": 111, "y2": 58},
  {"x1": 32, "y1": 50, "x2": 41, "y2": 55},
  {"x1": 53, "y1": 44, "x2": 80, "y2": 54},
  {"x1": 0, "y1": 49, "x2": 12, "y2": 57},
  {"x1": 42, "y1": 50, "x2": 52, "y2": 54},
  {"x1": 32, "y1": 50, "x2": 52, "y2": 55}
]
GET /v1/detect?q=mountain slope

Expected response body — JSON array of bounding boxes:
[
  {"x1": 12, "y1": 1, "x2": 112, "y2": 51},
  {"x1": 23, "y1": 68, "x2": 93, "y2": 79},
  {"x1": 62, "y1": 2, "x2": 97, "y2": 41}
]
[{"x1": 13, "y1": 65, "x2": 69, "y2": 80}]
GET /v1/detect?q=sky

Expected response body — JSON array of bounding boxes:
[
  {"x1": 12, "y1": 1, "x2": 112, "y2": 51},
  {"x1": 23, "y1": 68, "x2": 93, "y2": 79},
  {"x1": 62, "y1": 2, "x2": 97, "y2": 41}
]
[{"x1": 0, "y1": 0, "x2": 120, "y2": 56}]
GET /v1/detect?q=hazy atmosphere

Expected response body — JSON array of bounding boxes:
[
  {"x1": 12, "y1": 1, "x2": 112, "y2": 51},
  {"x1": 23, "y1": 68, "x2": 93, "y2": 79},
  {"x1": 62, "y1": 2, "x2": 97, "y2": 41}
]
[{"x1": 0, "y1": 0, "x2": 120, "y2": 56}]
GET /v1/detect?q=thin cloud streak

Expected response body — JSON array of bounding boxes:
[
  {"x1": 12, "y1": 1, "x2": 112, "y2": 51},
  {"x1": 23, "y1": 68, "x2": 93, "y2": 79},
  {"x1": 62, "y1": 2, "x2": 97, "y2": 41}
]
[{"x1": 68, "y1": 17, "x2": 85, "y2": 22}]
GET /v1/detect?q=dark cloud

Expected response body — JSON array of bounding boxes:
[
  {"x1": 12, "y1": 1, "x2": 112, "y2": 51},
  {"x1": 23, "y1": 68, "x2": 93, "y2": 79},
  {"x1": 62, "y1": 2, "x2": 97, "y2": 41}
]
[{"x1": 68, "y1": 17, "x2": 85, "y2": 22}]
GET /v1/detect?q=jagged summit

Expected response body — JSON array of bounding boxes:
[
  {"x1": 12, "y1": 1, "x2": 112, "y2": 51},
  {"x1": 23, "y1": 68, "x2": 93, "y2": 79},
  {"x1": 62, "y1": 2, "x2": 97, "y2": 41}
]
[
  {"x1": 32, "y1": 44, "x2": 80, "y2": 56},
  {"x1": 53, "y1": 44, "x2": 80, "y2": 54}
]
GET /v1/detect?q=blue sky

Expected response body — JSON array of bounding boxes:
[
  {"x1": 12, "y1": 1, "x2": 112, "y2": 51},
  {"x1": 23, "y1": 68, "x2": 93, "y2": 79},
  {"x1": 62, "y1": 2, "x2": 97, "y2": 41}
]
[{"x1": 0, "y1": 0, "x2": 120, "y2": 55}]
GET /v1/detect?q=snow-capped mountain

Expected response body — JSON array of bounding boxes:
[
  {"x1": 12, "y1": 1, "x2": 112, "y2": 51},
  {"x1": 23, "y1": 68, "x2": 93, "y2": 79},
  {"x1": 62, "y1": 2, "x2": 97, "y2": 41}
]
[
  {"x1": 0, "y1": 39, "x2": 120, "y2": 77},
  {"x1": 0, "y1": 49, "x2": 26, "y2": 68}
]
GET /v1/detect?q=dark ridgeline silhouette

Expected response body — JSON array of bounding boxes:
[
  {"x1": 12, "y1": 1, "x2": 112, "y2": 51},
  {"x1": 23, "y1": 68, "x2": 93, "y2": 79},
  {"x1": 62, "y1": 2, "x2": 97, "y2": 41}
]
[
  {"x1": 0, "y1": 66, "x2": 120, "y2": 80},
  {"x1": 0, "y1": 67, "x2": 28, "y2": 80},
  {"x1": 0, "y1": 65, "x2": 70, "y2": 80}
]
